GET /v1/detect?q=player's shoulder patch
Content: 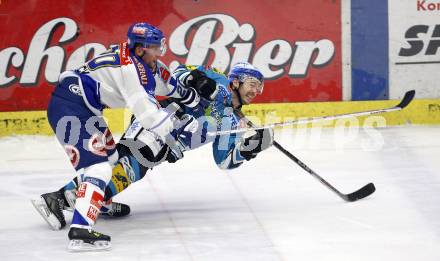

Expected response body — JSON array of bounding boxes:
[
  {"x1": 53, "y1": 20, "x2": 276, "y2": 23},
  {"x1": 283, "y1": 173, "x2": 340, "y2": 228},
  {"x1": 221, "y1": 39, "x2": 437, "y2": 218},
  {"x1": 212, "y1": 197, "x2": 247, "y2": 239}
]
[
  {"x1": 156, "y1": 60, "x2": 171, "y2": 82},
  {"x1": 119, "y1": 42, "x2": 132, "y2": 66}
]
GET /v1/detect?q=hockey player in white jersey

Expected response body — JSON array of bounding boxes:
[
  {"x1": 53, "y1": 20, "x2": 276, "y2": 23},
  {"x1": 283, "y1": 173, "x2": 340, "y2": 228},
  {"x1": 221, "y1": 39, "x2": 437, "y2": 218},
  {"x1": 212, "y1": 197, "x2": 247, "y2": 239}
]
[{"x1": 31, "y1": 22, "x2": 203, "y2": 251}]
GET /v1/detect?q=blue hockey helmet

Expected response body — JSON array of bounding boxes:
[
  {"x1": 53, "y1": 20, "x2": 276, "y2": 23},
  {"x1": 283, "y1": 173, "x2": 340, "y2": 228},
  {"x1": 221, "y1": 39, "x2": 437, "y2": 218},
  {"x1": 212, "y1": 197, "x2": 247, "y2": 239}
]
[
  {"x1": 127, "y1": 22, "x2": 166, "y2": 55},
  {"x1": 228, "y1": 62, "x2": 264, "y2": 94}
]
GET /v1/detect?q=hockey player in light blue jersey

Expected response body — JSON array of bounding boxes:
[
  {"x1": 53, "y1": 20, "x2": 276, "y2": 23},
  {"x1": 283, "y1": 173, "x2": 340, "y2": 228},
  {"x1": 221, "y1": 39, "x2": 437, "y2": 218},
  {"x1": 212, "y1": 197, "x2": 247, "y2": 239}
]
[
  {"x1": 33, "y1": 62, "x2": 274, "y2": 250},
  {"x1": 163, "y1": 63, "x2": 273, "y2": 169},
  {"x1": 31, "y1": 22, "x2": 204, "y2": 251}
]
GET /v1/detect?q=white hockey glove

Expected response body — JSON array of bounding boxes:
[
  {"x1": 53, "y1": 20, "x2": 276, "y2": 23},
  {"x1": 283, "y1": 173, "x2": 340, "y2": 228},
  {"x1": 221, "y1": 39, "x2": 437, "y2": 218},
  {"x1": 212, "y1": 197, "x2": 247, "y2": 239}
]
[{"x1": 170, "y1": 114, "x2": 199, "y2": 149}]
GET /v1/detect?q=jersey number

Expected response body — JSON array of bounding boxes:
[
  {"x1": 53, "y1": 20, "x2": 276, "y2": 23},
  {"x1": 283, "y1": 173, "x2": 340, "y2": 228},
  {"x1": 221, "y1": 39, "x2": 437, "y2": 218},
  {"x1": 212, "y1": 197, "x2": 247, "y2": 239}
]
[{"x1": 77, "y1": 54, "x2": 120, "y2": 74}]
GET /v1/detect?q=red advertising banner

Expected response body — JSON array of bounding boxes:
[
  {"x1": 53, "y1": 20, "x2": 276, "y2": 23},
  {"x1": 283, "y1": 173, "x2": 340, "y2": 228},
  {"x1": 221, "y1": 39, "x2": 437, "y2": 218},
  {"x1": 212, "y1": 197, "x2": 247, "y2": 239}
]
[{"x1": 0, "y1": 0, "x2": 341, "y2": 111}]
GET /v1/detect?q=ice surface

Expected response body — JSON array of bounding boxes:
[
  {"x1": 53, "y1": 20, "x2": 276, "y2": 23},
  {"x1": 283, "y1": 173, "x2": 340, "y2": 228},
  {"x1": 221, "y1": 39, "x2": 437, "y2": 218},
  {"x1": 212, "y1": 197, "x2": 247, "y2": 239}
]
[{"x1": 1, "y1": 126, "x2": 440, "y2": 261}]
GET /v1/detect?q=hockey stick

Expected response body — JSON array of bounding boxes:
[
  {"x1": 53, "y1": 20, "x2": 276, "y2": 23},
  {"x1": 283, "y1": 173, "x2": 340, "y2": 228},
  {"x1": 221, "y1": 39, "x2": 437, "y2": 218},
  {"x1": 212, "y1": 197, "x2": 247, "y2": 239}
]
[
  {"x1": 272, "y1": 141, "x2": 375, "y2": 202},
  {"x1": 235, "y1": 110, "x2": 376, "y2": 202},
  {"x1": 208, "y1": 90, "x2": 415, "y2": 137}
]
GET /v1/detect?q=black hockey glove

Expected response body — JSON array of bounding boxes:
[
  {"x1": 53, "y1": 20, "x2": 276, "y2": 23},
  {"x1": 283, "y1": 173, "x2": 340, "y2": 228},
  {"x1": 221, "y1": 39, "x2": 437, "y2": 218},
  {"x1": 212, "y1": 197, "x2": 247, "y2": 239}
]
[
  {"x1": 186, "y1": 69, "x2": 219, "y2": 101},
  {"x1": 239, "y1": 128, "x2": 274, "y2": 161}
]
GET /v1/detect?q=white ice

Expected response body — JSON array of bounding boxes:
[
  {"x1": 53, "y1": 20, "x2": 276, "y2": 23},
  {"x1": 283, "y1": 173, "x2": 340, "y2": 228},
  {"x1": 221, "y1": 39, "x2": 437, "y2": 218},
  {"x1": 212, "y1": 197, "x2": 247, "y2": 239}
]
[{"x1": 1, "y1": 125, "x2": 440, "y2": 261}]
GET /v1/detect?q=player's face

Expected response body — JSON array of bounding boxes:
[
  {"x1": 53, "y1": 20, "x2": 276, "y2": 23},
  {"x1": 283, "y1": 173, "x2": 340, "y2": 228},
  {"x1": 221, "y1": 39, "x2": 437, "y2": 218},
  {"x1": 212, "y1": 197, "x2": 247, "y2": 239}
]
[
  {"x1": 140, "y1": 41, "x2": 167, "y2": 68},
  {"x1": 238, "y1": 78, "x2": 262, "y2": 104},
  {"x1": 141, "y1": 47, "x2": 161, "y2": 66}
]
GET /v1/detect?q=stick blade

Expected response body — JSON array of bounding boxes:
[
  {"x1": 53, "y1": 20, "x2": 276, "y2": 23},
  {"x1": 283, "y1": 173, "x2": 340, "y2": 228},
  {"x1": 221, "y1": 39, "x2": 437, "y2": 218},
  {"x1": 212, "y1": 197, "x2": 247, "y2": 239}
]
[
  {"x1": 345, "y1": 183, "x2": 376, "y2": 202},
  {"x1": 396, "y1": 90, "x2": 415, "y2": 109}
]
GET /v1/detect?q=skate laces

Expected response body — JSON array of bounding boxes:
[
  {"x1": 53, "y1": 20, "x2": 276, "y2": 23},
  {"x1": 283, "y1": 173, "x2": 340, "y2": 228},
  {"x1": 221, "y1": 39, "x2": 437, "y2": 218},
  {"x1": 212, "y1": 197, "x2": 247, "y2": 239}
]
[
  {"x1": 87, "y1": 228, "x2": 103, "y2": 237},
  {"x1": 105, "y1": 202, "x2": 121, "y2": 215},
  {"x1": 92, "y1": 231, "x2": 102, "y2": 237},
  {"x1": 57, "y1": 198, "x2": 65, "y2": 210},
  {"x1": 113, "y1": 203, "x2": 122, "y2": 213}
]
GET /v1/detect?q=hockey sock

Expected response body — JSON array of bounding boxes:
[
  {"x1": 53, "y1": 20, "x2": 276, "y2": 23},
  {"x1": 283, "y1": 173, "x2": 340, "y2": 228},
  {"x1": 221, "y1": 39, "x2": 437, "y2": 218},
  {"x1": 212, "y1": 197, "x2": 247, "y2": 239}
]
[
  {"x1": 71, "y1": 177, "x2": 106, "y2": 227},
  {"x1": 71, "y1": 162, "x2": 112, "y2": 228}
]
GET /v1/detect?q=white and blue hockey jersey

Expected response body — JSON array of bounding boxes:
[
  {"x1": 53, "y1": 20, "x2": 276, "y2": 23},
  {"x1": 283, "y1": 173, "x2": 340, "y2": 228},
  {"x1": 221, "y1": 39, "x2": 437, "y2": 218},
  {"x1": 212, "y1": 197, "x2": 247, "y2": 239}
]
[{"x1": 59, "y1": 42, "x2": 192, "y2": 140}]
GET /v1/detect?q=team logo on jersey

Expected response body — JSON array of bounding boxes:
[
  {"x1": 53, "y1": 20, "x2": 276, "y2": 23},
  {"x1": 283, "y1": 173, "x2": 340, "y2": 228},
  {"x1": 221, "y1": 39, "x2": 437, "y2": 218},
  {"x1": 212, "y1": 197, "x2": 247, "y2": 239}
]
[
  {"x1": 88, "y1": 133, "x2": 107, "y2": 157},
  {"x1": 64, "y1": 144, "x2": 79, "y2": 168},
  {"x1": 68, "y1": 84, "x2": 82, "y2": 96}
]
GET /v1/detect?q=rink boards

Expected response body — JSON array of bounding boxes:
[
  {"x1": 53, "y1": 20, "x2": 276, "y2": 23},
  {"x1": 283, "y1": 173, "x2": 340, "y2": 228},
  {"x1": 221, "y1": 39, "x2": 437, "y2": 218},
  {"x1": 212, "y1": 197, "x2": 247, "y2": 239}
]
[{"x1": 1, "y1": 99, "x2": 440, "y2": 137}]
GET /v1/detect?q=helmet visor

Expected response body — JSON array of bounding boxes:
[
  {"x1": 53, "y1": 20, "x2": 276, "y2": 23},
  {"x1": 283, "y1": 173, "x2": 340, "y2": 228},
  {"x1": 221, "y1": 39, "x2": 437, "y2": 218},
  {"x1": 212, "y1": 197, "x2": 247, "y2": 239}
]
[
  {"x1": 241, "y1": 76, "x2": 264, "y2": 95},
  {"x1": 144, "y1": 38, "x2": 167, "y2": 56}
]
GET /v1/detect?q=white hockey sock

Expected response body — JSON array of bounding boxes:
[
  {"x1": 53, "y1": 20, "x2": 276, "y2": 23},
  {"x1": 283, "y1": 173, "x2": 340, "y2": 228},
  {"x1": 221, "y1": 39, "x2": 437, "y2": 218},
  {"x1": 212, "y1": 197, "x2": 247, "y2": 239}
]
[
  {"x1": 71, "y1": 181, "x2": 105, "y2": 227},
  {"x1": 70, "y1": 162, "x2": 112, "y2": 228}
]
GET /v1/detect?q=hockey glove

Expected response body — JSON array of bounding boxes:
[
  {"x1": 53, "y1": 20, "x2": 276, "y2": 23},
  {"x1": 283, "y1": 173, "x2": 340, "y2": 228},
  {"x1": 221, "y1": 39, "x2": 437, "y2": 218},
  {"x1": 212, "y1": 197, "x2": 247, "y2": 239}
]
[
  {"x1": 170, "y1": 114, "x2": 199, "y2": 149},
  {"x1": 186, "y1": 69, "x2": 219, "y2": 101},
  {"x1": 165, "y1": 144, "x2": 184, "y2": 163},
  {"x1": 239, "y1": 128, "x2": 274, "y2": 161},
  {"x1": 159, "y1": 99, "x2": 185, "y2": 119},
  {"x1": 177, "y1": 87, "x2": 200, "y2": 108}
]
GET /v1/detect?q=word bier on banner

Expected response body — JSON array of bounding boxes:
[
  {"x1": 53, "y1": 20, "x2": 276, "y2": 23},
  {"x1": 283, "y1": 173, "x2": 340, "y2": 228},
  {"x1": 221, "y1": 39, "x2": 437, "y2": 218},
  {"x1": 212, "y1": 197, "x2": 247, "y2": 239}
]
[{"x1": 168, "y1": 14, "x2": 335, "y2": 78}]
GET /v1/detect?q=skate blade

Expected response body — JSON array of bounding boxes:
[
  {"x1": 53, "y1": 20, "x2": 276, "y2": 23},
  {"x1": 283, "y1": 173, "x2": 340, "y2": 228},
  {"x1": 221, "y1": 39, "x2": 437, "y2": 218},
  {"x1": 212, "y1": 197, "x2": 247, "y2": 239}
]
[
  {"x1": 31, "y1": 198, "x2": 62, "y2": 230},
  {"x1": 67, "y1": 239, "x2": 111, "y2": 251}
]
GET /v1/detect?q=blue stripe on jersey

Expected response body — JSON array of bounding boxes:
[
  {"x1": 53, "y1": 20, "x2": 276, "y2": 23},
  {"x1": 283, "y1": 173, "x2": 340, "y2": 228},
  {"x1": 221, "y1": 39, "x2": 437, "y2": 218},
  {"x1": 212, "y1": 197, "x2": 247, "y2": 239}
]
[{"x1": 351, "y1": 0, "x2": 389, "y2": 100}]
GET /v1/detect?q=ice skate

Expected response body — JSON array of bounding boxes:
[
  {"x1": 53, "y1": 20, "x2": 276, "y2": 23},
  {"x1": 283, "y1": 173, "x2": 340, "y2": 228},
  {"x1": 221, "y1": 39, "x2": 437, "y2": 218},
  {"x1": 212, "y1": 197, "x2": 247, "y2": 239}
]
[
  {"x1": 100, "y1": 199, "x2": 131, "y2": 218},
  {"x1": 67, "y1": 227, "x2": 111, "y2": 251},
  {"x1": 31, "y1": 191, "x2": 67, "y2": 230}
]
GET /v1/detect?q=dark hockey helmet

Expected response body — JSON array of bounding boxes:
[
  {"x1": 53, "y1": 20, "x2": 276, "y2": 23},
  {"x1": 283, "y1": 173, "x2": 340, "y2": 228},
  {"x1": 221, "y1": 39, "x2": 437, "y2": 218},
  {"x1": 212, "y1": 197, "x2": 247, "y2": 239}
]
[{"x1": 127, "y1": 22, "x2": 166, "y2": 55}]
